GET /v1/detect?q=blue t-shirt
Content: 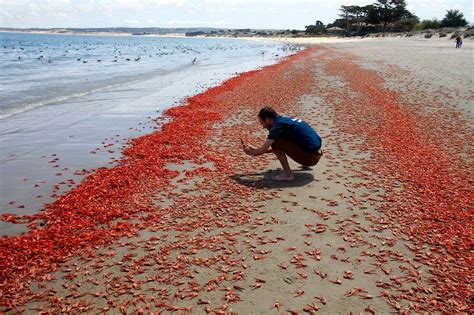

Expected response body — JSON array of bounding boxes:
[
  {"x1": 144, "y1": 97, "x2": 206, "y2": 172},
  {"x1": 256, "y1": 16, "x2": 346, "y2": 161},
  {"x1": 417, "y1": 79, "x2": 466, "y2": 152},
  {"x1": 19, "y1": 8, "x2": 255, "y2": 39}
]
[{"x1": 268, "y1": 115, "x2": 322, "y2": 153}]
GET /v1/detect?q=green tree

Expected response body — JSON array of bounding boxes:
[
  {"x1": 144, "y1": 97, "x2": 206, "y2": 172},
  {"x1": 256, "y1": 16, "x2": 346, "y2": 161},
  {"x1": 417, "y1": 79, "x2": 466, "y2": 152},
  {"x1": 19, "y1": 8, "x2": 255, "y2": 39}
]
[
  {"x1": 441, "y1": 9, "x2": 468, "y2": 28},
  {"x1": 341, "y1": 5, "x2": 368, "y2": 35},
  {"x1": 374, "y1": 0, "x2": 415, "y2": 30},
  {"x1": 374, "y1": 0, "x2": 392, "y2": 28},
  {"x1": 330, "y1": 0, "x2": 418, "y2": 33},
  {"x1": 339, "y1": 5, "x2": 351, "y2": 32},
  {"x1": 364, "y1": 4, "x2": 380, "y2": 25},
  {"x1": 327, "y1": 19, "x2": 348, "y2": 29},
  {"x1": 415, "y1": 19, "x2": 441, "y2": 30},
  {"x1": 393, "y1": 17, "x2": 419, "y2": 31},
  {"x1": 353, "y1": 6, "x2": 371, "y2": 34},
  {"x1": 305, "y1": 21, "x2": 326, "y2": 35},
  {"x1": 390, "y1": 0, "x2": 416, "y2": 20},
  {"x1": 339, "y1": 5, "x2": 367, "y2": 33}
]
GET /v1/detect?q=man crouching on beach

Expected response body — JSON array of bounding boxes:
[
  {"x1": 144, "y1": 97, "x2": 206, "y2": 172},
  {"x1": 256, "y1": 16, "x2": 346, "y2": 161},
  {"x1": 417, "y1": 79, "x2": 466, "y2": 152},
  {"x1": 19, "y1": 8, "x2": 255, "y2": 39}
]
[{"x1": 242, "y1": 107, "x2": 323, "y2": 181}]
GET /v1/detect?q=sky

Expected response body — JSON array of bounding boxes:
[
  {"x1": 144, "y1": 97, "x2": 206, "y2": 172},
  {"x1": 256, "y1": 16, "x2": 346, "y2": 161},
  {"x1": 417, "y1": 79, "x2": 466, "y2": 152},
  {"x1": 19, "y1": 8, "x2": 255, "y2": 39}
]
[{"x1": 1, "y1": 0, "x2": 473, "y2": 29}]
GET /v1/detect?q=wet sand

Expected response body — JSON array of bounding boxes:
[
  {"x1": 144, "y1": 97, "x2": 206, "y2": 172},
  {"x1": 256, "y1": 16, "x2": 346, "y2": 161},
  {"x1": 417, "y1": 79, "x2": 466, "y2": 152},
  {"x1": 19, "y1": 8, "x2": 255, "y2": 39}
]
[
  {"x1": 1, "y1": 39, "x2": 472, "y2": 313},
  {"x1": 0, "y1": 48, "x2": 286, "y2": 236}
]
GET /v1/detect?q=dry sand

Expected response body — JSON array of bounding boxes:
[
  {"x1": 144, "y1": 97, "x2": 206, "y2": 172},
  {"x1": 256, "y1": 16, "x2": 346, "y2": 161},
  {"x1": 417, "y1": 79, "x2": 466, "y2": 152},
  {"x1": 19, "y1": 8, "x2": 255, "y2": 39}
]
[
  {"x1": 326, "y1": 37, "x2": 473, "y2": 116},
  {"x1": 17, "y1": 38, "x2": 473, "y2": 313},
  {"x1": 251, "y1": 36, "x2": 375, "y2": 45}
]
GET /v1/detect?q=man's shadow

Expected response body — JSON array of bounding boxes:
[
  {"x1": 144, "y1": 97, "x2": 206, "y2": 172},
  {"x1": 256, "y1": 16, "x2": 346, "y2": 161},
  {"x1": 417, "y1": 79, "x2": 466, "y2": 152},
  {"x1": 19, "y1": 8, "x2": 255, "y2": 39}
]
[{"x1": 230, "y1": 169, "x2": 314, "y2": 189}]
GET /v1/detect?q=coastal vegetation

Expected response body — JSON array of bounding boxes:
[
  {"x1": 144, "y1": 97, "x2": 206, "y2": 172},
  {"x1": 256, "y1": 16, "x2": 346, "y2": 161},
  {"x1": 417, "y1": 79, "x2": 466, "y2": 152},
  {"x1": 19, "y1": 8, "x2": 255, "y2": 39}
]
[
  {"x1": 415, "y1": 10, "x2": 468, "y2": 31},
  {"x1": 304, "y1": 0, "x2": 470, "y2": 37},
  {"x1": 326, "y1": 0, "x2": 419, "y2": 34}
]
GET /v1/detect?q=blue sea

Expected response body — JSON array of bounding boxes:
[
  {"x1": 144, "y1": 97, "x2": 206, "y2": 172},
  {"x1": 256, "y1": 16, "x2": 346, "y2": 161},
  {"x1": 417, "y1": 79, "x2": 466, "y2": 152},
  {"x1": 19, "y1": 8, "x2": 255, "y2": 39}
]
[
  {"x1": 0, "y1": 32, "x2": 297, "y2": 118},
  {"x1": 0, "y1": 32, "x2": 301, "y2": 234}
]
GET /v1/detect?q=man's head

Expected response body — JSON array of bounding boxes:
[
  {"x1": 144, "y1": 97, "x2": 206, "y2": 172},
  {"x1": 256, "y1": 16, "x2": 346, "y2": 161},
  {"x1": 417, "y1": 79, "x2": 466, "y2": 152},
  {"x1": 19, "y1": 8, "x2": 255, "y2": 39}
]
[{"x1": 258, "y1": 107, "x2": 277, "y2": 130}]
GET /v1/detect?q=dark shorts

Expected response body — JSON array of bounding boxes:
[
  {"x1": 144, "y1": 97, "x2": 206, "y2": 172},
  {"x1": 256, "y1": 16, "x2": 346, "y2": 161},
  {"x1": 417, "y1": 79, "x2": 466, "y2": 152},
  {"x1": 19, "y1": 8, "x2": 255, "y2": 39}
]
[{"x1": 271, "y1": 138, "x2": 322, "y2": 166}]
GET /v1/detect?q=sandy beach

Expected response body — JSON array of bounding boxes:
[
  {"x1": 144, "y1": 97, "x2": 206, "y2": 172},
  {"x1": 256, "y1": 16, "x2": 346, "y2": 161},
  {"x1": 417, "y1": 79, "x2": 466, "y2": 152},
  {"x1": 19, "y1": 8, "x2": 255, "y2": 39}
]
[{"x1": 1, "y1": 38, "x2": 472, "y2": 313}]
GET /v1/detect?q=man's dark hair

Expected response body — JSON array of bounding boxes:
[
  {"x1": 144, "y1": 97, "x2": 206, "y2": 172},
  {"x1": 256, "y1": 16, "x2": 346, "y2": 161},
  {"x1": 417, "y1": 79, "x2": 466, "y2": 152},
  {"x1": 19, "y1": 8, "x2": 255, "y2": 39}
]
[{"x1": 258, "y1": 107, "x2": 277, "y2": 120}]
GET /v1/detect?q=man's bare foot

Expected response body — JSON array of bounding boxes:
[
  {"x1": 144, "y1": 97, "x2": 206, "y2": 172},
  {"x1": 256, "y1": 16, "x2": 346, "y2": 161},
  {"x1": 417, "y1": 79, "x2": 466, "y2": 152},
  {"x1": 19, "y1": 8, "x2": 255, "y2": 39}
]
[{"x1": 272, "y1": 172, "x2": 295, "y2": 181}]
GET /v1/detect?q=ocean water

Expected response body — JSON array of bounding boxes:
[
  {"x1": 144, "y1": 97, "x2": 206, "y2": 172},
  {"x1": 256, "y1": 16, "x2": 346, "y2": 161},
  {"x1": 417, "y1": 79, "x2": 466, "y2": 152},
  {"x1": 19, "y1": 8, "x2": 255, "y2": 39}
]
[
  {"x1": 0, "y1": 32, "x2": 301, "y2": 234},
  {"x1": 0, "y1": 32, "x2": 297, "y2": 118}
]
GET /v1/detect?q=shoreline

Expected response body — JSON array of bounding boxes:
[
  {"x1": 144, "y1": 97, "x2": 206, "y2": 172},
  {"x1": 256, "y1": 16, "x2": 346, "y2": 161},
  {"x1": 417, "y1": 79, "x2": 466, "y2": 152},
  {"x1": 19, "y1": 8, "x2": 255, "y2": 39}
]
[
  {"x1": 0, "y1": 30, "x2": 187, "y2": 38},
  {"x1": 0, "y1": 34, "x2": 295, "y2": 236},
  {"x1": 1, "y1": 39, "x2": 472, "y2": 313}
]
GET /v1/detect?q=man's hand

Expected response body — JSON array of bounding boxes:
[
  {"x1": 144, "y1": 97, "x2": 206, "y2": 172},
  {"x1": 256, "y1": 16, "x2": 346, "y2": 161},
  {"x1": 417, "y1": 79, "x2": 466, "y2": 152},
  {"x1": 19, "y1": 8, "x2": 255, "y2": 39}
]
[
  {"x1": 243, "y1": 145, "x2": 255, "y2": 155},
  {"x1": 241, "y1": 139, "x2": 255, "y2": 155},
  {"x1": 241, "y1": 138, "x2": 274, "y2": 156}
]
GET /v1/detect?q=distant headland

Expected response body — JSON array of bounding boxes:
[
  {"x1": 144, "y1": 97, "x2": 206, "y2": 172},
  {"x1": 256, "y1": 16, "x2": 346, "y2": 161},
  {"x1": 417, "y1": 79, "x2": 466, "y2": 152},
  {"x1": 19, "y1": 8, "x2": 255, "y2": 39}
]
[{"x1": 0, "y1": 27, "x2": 287, "y2": 38}]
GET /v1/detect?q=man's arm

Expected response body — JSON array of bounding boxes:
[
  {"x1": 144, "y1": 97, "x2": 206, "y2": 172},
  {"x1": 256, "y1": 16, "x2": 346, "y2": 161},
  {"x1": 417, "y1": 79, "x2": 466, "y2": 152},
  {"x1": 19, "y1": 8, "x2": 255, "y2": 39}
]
[{"x1": 243, "y1": 139, "x2": 274, "y2": 156}]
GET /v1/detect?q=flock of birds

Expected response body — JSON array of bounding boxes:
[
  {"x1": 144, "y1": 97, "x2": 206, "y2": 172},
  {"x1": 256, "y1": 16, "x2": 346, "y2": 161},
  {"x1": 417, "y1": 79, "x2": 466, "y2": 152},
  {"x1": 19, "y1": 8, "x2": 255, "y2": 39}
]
[
  {"x1": 4, "y1": 41, "x2": 304, "y2": 65},
  {"x1": 3, "y1": 42, "x2": 302, "y2": 64}
]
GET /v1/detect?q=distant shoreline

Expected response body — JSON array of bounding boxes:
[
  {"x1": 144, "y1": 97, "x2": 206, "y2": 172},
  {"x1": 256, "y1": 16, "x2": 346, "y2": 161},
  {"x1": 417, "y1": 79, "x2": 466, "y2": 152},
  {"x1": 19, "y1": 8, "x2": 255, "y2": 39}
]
[
  {"x1": 0, "y1": 30, "x2": 368, "y2": 45},
  {"x1": 0, "y1": 30, "x2": 188, "y2": 38}
]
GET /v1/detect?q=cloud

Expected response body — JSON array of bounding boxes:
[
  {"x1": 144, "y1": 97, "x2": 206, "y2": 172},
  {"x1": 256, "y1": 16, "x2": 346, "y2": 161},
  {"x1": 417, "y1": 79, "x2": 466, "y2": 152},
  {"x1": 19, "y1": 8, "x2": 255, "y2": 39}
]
[
  {"x1": 407, "y1": 0, "x2": 473, "y2": 20},
  {"x1": 97, "y1": 0, "x2": 186, "y2": 11},
  {"x1": 0, "y1": 0, "x2": 472, "y2": 28}
]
